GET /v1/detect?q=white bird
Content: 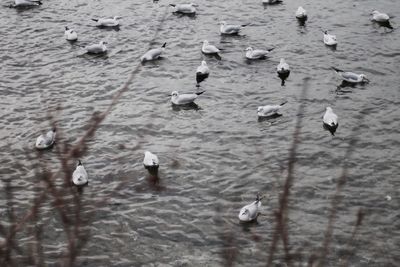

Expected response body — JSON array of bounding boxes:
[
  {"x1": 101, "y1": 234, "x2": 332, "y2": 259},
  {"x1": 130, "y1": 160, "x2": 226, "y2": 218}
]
[
  {"x1": 64, "y1": 26, "x2": 78, "y2": 41},
  {"x1": 72, "y1": 160, "x2": 88, "y2": 186},
  {"x1": 323, "y1": 107, "x2": 338, "y2": 136},
  {"x1": 323, "y1": 31, "x2": 337, "y2": 46},
  {"x1": 332, "y1": 67, "x2": 369, "y2": 83},
  {"x1": 140, "y1": 43, "x2": 166, "y2": 62},
  {"x1": 371, "y1": 10, "x2": 390, "y2": 22},
  {"x1": 262, "y1": 0, "x2": 282, "y2": 4},
  {"x1": 85, "y1": 41, "x2": 107, "y2": 54},
  {"x1": 169, "y1": 3, "x2": 197, "y2": 14},
  {"x1": 245, "y1": 47, "x2": 274, "y2": 59},
  {"x1": 277, "y1": 58, "x2": 290, "y2": 74},
  {"x1": 143, "y1": 151, "x2": 159, "y2": 169},
  {"x1": 296, "y1": 6, "x2": 307, "y2": 19},
  {"x1": 201, "y1": 40, "x2": 221, "y2": 55},
  {"x1": 12, "y1": 0, "x2": 42, "y2": 7},
  {"x1": 196, "y1": 60, "x2": 210, "y2": 83},
  {"x1": 35, "y1": 128, "x2": 56, "y2": 150},
  {"x1": 219, "y1": 21, "x2": 247, "y2": 35},
  {"x1": 238, "y1": 194, "x2": 262, "y2": 222},
  {"x1": 257, "y1": 102, "x2": 286, "y2": 117},
  {"x1": 171, "y1": 91, "x2": 204, "y2": 105},
  {"x1": 92, "y1": 16, "x2": 121, "y2": 27}
]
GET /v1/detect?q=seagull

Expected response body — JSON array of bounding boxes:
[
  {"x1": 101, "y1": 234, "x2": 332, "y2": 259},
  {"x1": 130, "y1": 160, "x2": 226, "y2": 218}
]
[
  {"x1": 92, "y1": 16, "x2": 122, "y2": 27},
  {"x1": 238, "y1": 194, "x2": 262, "y2": 222},
  {"x1": 35, "y1": 128, "x2": 56, "y2": 150},
  {"x1": 169, "y1": 3, "x2": 197, "y2": 14},
  {"x1": 323, "y1": 31, "x2": 337, "y2": 46},
  {"x1": 371, "y1": 10, "x2": 390, "y2": 22},
  {"x1": 277, "y1": 58, "x2": 290, "y2": 74},
  {"x1": 245, "y1": 47, "x2": 274, "y2": 59},
  {"x1": 295, "y1": 6, "x2": 307, "y2": 19},
  {"x1": 323, "y1": 107, "x2": 338, "y2": 136},
  {"x1": 72, "y1": 160, "x2": 88, "y2": 186},
  {"x1": 257, "y1": 102, "x2": 286, "y2": 117},
  {"x1": 332, "y1": 67, "x2": 369, "y2": 83},
  {"x1": 64, "y1": 26, "x2": 78, "y2": 41},
  {"x1": 85, "y1": 41, "x2": 107, "y2": 54},
  {"x1": 140, "y1": 43, "x2": 166, "y2": 62},
  {"x1": 196, "y1": 60, "x2": 210, "y2": 84},
  {"x1": 219, "y1": 21, "x2": 247, "y2": 35},
  {"x1": 201, "y1": 40, "x2": 221, "y2": 55},
  {"x1": 11, "y1": 0, "x2": 42, "y2": 7},
  {"x1": 262, "y1": 0, "x2": 282, "y2": 4},
  {"x1": 143, "y1": 151, "x2": 159, "y2": 169},
  {"x1": 171, "y1": 91, "x2": 204, "y2": 105}
]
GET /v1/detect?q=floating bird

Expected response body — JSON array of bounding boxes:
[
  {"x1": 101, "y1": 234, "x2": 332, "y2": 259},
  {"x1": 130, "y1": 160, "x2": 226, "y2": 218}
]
[
  {"x1": 245, "y1": 47, "x2": 273, "y2": 59},
  {"x1": 196, "y1": 60, "x2": 210, "y2": 84},
  {"x1": 262, "y1": 0, "x2": 282, "y2": 4},
  {"x1": 171, "y1": 91, "x2": 204, "y2": 105},
  {"x1": 169, "y1": 3, "x2": 197, "y2": 14},
  {"x1": 219, "y1": 21, "x2": 247, "y2": 35},
  {"x1": 85, "y1": 41, "x2": 107, "y2": 54},
  {"x1": 238, "y1": 194, "x2": 262, "y2": 222},
  {"x1": 295, "y1": 6, "x2": 307, "y2": 19},
  {"x1": 35, "y1": 128, "x2": 56, "y2": 150},
  {"x1": 92, "y1": 16, "x2": 121, "y2": 27},
  {"x1": 140, "y1": 42, "x2": 166, "y2": 62},
  {"x1": 72, "y1": 160, "x2": 88, "y2": 186},
  {"x1": 143, "y1": 151, "x2": 159, "y2": 169},
  {"x1": 11, "y1": 0, "x2": 42, "y2": 7},
  {"x1": 332, "y1": 67, "x2": 369, "y2": 83},
  {"x1": 323, "y1": 107, "x2": 338, "y2": 136},
  {"x1": 64, "y1": 26, "x2": 78, "y2": 41},
  {"x1": 257, "y1": 102, "x2": 286, "y2": 117},
  {"x1": 201, "y1": 40, "x2": 221, "y2": 55},
  {"x1": 277, "y1": 58, "x2": 290, "y2": 74},
  {"x1": 371, "y1": 10, "x2": 390, "y2": 22},
  {"x1": 323, "y1": 31, "x2": 337, "y2": 46}
]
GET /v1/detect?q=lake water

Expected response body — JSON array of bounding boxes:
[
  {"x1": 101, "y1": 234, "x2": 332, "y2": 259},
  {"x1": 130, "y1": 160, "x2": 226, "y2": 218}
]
[{"x1": 0, "y1": 0, "x2": 399, "y2": 266}]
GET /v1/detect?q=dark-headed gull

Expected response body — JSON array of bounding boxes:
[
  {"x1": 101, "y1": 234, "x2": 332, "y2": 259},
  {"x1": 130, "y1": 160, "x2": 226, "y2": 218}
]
[
  {"x1": 219, "y1": 21, "x2": 247, "y2": 35},
  {"x1": 196, "y1": 60, "x2": 210, "y2": 84},
  {"x1": 296, "y1": 6, "x2": 307, "y2": 19},
  {"x1": 257, "y1": 102, "x2": 286, "y2": 117},
  {"x1": 65, "y1": 26, "x2": 78, "y2": 41},
  {"x1": 245, "y1": 47, "x2": 274, "y2": 59},
  {"x1": 72, "y1": 160, "x2": 88, "y2": 186},
  {"x1": 170, "y1": 91, "x2": 204, "y2": 105},
  {"x1": 85, "y1": 41, "x2": 107, "y2": 54},
  {"x1": 371, "y1": 10, "x2": 390, "y2": 22},
  {"x1": 323, "y1": 31, "x2": 337, "y2": 46},
  {"x1": 332, "y1": 67, "x2": 369, "y2": 83},
  {"x1": 140, "y1": 43, "x2": 166, "y2": 62},
  {"x1": 92, "y1": 16, "x2": 122, "y2": 27},
  {"x1": 35, "y1": 128, "x2": 56, "y2": 150},
  {"x1": 11, "y1": 0, "x2": 42, "y2": 7},
  {"x1": 143, "y1": 151, "x2": 159, "y2": 169},
  {"x1": 238, "y1": 194, "x2": 262, "y2": 222},
  {"x1": 201, "y1": 40, "x2": 221, "y2": 55},
  {"x1": 170, "y1": 3, "x2": 197, "y2": 14},
  {"x1": 323, "y1": 107, "x2": 338, "y2": 136}
]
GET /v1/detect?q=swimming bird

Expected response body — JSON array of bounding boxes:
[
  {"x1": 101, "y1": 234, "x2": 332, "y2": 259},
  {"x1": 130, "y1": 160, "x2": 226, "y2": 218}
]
[
  {"x1": 169, "y1": 3, "x2": 197, "y2": 14},
  {"x1": 323, "y1": 107, "x2": 338, "y2": 136},
  {"x1": 140, "y1": 43, "x2": 166, "y2": 62},
  {"x1": 371, "y1": 10, "x2": 390, "y2": 22},
  {"x1": 257, "y1": 102, "x2": 286, "y2": 117},
  {"x1": 85, "y1": 41, "x2": 107, "y2": 54},
  {"x1": 245, "y1": 47, "x2": 274, "y2": 59},
  {"x1": 262, "y1": 0, "x2": 282, "y2": 4},
  {"x1": 171, "y1": 91, "x2": 204, "y2": 105},
  {"x1": 35, "y1": 128, "x2": 56, "y2": 150},
  {"x1": 332, "y1": 67, "x2": 369, "y2": 83},
  {"x1": 219, "y1": 21, "x2": 247, "y2": 35},
  {"x1": 238, "y1": 194, "x2": 262, "y2": 222},
  {"x1": 64, "y1": 26, "x2": 78, "y2": 41},
  {"x1": 323, "y1": 31, "x2": 337, "y2": 46},
  {"x1": 92, "y1": 16, "x2": 121, "y2": 27},
  {"x1": 277, "y1": 58, "x2": 290, "y2": 74},
  {"x1": 201, "y1": 40, "x2": 221, "y2": 55},
  {"x1": 196, "y1": 60, "x2": 210, "y2": 84},
  {"x1": 295, "y1": 6, "x2": 307, "y2": 19},
  {"x1": 143, "y1": 151, "x2": 159, "y2": 169},
  {"x1": 11, "y1": 0, "x2": 42, "y2": 7},
  {"x1": 72, "y1": 160, "x2": 88, "y2": 186}
]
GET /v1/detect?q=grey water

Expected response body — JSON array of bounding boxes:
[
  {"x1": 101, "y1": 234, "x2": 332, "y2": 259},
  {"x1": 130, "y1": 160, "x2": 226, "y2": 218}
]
[{"x1": 0, "y1": 0, "x2": 399, "y2": 266}]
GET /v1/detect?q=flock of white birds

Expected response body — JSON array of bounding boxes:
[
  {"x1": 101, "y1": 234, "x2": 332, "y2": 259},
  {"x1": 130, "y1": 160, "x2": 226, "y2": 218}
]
[{"x1": 11, "y1": 0, "x2": 392, "y2": 223}]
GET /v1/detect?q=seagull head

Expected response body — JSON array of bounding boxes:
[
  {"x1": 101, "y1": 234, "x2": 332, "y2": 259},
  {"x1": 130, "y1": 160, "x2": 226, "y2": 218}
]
[
  {"x1": 171, "y1": 91, "x2": 179, "y2": 97},
  {"x1": 326, "y1": 107, "x2": 333, "y2": 112},
  {"x1": 257, "y1": 106, "x2": 264, "y2": 113},
  {"x1": 114, "y1": 16, "x2": 122, "y2": 20},
  {"x1": 201, "y1": 60, "x2": 207, "y2": 66},
  {"x1": 371, "y1": 10, "x2": 379, "y2": 15},
  {"x1": 203, "y1": 40, "x2": 209, "y2": 45},
  {"x1": 245, "y1": 47, "x2": 253, "y2": 51},
  {"x1": 219, "y1": 21, "x2": 226, "y2": 25},
  {"x1": 360, "y1": 74, "x2": 369, "y2": 82},
  {"x1": 65, "y1": 26, "x2": 70, "y2": 31},
  {"x1": 190, "y1": 3, "x2": 198, "y2": 7},
  {"x1": 280, "y1": 58, "x2": 286, "y2": 64},
  {"x1": 100, "y1": 41, "x2": 108, "y2": 45}
]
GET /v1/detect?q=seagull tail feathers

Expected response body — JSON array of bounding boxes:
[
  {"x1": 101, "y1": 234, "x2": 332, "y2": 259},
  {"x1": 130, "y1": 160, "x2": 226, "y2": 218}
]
[
  {"x1": 195, "y1": 91, "x2": 205, "y2": 96},
  {"x1": 332, "y1": 67, "x2": 343, "y2": 73},
  {"x1": 91, "y1": 18, "x2": 99, "y2": 22},
  {"x1": 267, "y1": 47, "x2": 275, "y2": 52},
  {"x1": 169, "y1": 4, "x2": 176, "y2": 7},
  {"x1": 280, "y1": 101, "x2": 287, "y2": 106},
  {"x1": 161, "y1": 42, "x2": 167, "y2": 48}
]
